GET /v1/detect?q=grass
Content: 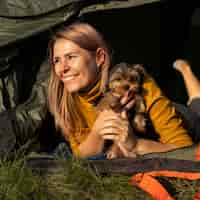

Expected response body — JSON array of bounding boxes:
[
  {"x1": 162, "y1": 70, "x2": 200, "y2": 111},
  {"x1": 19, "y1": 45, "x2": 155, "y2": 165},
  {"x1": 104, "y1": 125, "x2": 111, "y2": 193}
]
[
  {"x1": 0, "y1": 156, "x2": 199, "y2": 200},
  {"x1": 0, "y1": 159, "x2": 47, "y2": 200},
  {"x1": 157, "y1": 176, "x2": 200, "y2": 199},
  {"x1": 43, "y1": 158, "x2": 152, "y2": 200}
]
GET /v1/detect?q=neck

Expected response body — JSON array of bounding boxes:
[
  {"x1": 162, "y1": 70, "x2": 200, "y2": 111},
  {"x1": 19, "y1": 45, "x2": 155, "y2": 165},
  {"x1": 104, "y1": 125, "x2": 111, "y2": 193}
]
[
  {"x1": 78, "y1": 72, "x2": 102, "y2": 104},
  {"x1": 79, "y1": 72, "x2": 101, "y2": 94}
]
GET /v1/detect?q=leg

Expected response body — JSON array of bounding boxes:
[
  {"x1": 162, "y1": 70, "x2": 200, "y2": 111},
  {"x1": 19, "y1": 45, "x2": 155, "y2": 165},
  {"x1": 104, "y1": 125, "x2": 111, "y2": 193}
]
[
  {"x1": 173, "y1": 59, "x2": 200, "y2": 103},
  {"x1": 173, "y1": 102, "x2": 200, "y2": 143},
  {"x1": 188, "y1": 98, "x2": 200, "y2": 116}
]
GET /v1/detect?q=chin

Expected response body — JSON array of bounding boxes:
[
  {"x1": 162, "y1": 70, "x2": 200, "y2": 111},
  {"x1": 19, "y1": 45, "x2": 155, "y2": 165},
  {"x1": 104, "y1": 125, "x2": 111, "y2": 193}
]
[
  {"x1": 64, "y1": 84, "x2": 83, "y2": 93},
  {"x1": 66, "y1": 87, "x2": 80, "y2": 93},
  {"x1": 64, "y1": 80, "x2": 89, "y2": 93}
]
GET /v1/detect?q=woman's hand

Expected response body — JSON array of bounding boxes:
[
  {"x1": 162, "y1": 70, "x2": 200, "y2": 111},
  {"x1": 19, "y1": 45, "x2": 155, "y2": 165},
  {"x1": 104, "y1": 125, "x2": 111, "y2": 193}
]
[
  {"x1": 91, "y1": 109, "x2": 129, "y2": 142},
  {"x1": 77, "y1": 108, "x2": 132, "y2": 158},
  {"x1": 92, "y1": 109, "x2": 140, "y2": 159},
  {"x1": 120, "y1": 90, "x2": 136, "y2": 119}
]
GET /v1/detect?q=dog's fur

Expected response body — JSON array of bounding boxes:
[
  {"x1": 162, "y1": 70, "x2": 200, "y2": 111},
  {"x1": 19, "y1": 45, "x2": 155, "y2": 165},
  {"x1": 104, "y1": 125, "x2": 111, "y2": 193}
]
[{"x1": 96, "y1": 63, "x2": 147, "y2": 159}]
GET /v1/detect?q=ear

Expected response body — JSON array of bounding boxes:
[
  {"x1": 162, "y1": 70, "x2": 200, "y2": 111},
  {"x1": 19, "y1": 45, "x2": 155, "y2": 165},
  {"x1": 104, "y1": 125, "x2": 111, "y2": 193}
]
[{"x1": 96, "y1": 48, "x2": 106, "y2": 69}]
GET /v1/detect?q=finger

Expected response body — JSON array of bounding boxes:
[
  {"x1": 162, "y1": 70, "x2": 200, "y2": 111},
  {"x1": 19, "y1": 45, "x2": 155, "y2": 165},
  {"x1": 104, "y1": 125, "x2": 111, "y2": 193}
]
[
  {"x1": 103, "y1": 117, "x2": 121, "y2": 123},
  {"x1": 120, "y1": 90, "x2": 134, "y2": 105},
  {"x1": 121, "y1": 110, "x2": 128, "y2": 120},
  {"x1": 102, "y1": 134, "x2": 119, "y2": 140},
  {"x1": 98, "y1": 113, "x2": 121, "y2": 124},
  {"x1": 124, "y1": 98, "x2": 136, "y2": 111},
  {"x1": 99, "y1": 126, "x2": 126, "y2": 137},
  {"x1": 99, "y1": 122, "x2": 129, "y2": 138},
  {"x1": 100, "y1": 129, "x2": 128, "y2": 142},
  {"x1": 105, "y1": 119, "x2": 129, "y2": 130}
]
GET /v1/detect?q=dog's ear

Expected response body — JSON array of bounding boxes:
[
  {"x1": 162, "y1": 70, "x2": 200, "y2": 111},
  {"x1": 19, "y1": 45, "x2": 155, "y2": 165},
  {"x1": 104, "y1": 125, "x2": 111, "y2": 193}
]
[
  {"x1": 109, "y1": 63, "x2": 126, "y2": 84},
  {"x1": 110, "y1": 62, "x2": 128, "y2": 75},
  {"x1": 133, "y1": 64, "x2": 146, "y2": 77}
]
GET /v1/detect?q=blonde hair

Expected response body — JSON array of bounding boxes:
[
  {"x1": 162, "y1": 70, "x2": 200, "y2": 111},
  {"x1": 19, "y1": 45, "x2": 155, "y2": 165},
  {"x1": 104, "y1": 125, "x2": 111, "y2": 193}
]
[{"x1": 48, "y1": 22, "x2": 111, "y2": 138}]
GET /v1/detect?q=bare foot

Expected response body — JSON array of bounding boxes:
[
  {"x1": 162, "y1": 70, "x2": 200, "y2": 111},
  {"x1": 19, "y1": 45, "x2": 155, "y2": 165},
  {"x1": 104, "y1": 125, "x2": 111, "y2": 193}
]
[{"x1": 173, "y1": 59, "x2": 191, "y2": 74}]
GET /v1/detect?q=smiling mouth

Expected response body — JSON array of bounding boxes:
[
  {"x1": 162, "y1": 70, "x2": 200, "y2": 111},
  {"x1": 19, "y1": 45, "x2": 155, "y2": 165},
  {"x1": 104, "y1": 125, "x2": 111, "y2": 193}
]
[{"x1": 61, "y1": 74, "x2": 77, "y2": 81}]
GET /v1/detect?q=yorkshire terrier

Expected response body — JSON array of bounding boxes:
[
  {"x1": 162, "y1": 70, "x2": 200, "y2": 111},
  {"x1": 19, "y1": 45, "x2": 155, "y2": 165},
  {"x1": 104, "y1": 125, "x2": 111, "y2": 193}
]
[{"x1": 96, "y1": 63, "x2": 147, "y2": 159}]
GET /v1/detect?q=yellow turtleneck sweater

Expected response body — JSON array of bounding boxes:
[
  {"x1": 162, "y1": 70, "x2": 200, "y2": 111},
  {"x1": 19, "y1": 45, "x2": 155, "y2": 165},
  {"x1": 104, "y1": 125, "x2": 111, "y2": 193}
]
[{"x1": 68, "y1": 74, "x2": 193, "y2": 156}]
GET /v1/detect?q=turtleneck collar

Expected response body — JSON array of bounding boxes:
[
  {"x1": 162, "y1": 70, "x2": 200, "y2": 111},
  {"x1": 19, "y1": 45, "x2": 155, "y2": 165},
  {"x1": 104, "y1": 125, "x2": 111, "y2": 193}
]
[{"x1": 78, "y1": 73, "x2": 102, "y2": 104}]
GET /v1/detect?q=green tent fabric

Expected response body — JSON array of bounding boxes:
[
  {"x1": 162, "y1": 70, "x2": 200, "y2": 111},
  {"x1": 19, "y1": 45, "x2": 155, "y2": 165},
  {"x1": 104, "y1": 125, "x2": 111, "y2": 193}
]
[
  {"x1": 0, "y1": 0, "x2": 160, "y2": 47},
  {"x1": 0, "y1": 0, "x2": 82, "y2": 17},
  {"x1": 0, "y1": 2, "x2": 79, "y2": 48},
  {"x1": 0, "y1": 0, "x2": 159, "y2": 17}
]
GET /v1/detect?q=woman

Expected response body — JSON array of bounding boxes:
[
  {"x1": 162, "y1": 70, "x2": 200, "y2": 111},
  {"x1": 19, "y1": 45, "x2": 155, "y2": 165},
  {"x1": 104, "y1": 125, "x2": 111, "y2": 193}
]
[{"x1": 48, "y1": 22, "x2": 193, "y2": 158}]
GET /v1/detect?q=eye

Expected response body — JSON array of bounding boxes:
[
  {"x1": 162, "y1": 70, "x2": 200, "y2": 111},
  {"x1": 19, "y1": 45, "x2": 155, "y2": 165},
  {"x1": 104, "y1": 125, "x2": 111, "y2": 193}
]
[
  {"x1": 68, "y1": 55, "x2": 73, "y2": 59},
  {"x1": 66, "y1": 54, "x2": 77, "y2": 60},
  {"x1": 53, "y1": 58, "x2": 59, "y2": 65}
]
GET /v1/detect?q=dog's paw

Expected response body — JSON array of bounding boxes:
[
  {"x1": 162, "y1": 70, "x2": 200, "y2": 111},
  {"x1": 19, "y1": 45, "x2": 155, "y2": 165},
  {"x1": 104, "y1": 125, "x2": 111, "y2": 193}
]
[
  {"x1": 106, "y1": 149, "x2": 118, "y2": 159},
  {"x1": 106, "y1": 144, "x2": 123, "y2": 159}
]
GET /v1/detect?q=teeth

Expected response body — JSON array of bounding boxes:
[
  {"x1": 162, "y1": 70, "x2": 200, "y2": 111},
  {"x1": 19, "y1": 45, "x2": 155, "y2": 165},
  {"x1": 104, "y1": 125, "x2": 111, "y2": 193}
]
[{"x1": 63, "y1": 76, "x2": 75, "y2": 81}]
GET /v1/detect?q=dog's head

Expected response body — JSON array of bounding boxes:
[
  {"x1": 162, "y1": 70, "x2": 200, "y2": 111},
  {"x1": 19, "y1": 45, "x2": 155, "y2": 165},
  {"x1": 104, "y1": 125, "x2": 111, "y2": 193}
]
[{"x1": 108, "y1": 63, "x2": 145, "y2": 97}]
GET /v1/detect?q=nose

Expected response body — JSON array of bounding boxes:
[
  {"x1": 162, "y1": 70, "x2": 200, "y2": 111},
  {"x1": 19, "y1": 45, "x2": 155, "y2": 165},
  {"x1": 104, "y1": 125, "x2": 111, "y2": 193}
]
[{"x1": 61, "y1": 58, "x2": 70, "y2": 72}]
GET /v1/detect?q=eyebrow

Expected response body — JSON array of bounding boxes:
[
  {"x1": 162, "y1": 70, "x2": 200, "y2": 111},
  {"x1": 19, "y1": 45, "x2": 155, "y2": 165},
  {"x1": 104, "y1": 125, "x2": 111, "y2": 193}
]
[{"x1": 53, "y1": 51, "x2": 78, "y2": 59}]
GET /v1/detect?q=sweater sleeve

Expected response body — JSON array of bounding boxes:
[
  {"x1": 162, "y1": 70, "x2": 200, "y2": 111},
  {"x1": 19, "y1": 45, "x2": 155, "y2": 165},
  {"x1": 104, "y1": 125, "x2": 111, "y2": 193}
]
[
  {"x1": 68, "y1": 134, "x2": 80, "y2": 156},
  {"x1": 68, "y1": 128, "x2": 90, "y2": 156},
  {"x1": 143, "y1": 75, "x2": 193, "y2": 147}
]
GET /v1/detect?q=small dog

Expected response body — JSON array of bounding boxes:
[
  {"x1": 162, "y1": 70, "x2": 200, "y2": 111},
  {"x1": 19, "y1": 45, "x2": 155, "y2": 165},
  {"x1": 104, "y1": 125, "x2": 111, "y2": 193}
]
[{"x1": 96, "y1": 63, "x2": 147, "y2": 159}]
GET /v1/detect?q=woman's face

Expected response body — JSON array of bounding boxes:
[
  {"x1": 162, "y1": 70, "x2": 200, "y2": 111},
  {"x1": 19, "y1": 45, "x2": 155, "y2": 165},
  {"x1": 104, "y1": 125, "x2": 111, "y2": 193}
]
[{"x1": 53, "y1": 38, "x2": 99, "y2": 93}]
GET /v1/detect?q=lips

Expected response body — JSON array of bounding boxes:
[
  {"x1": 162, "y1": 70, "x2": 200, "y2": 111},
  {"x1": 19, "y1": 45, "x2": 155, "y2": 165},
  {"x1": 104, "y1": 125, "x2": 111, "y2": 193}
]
[
  {"x1": 63, "y1": 75, "x2": 75, "y2": 81},
  {"x1": 61, "y1": 73, "x2": 78, "y2": 81}
]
